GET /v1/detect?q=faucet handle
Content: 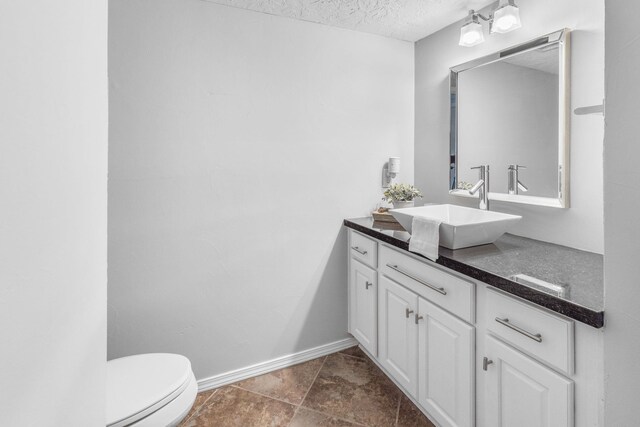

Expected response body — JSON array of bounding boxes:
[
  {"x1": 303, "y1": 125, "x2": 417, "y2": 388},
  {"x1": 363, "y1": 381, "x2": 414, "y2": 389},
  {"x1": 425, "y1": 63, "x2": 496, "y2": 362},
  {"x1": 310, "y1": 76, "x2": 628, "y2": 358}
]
[
  {"x1": 469, "y1": 179, "x2": 485, "y2": 195},
  {"x1": 508, "y1": 164, "x2": 526, "y2": 170},
  {"x1": 471, "y1": 165, "x2": 486, "y2": 170}
]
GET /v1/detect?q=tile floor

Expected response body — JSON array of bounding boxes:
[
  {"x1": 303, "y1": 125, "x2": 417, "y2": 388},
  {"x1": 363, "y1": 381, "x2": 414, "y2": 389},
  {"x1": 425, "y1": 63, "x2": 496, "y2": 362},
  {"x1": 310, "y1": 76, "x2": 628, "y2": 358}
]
[{"x1": 180, "y1": 346, "x2": 436, "y2": 427}]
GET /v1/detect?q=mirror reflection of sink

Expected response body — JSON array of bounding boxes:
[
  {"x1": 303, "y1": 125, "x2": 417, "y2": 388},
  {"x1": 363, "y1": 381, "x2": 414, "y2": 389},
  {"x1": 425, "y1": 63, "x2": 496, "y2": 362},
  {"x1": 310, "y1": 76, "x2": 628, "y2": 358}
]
[{"x1": 389, "y1": 204, "x2": 522, "y2": 250}]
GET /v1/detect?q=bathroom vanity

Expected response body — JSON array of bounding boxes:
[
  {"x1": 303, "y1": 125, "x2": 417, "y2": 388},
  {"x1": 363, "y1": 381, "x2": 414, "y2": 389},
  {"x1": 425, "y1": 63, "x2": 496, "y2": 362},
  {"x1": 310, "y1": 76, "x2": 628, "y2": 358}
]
[{"x1": 344, "y1": 218, "x2": 604, "y2": 427}]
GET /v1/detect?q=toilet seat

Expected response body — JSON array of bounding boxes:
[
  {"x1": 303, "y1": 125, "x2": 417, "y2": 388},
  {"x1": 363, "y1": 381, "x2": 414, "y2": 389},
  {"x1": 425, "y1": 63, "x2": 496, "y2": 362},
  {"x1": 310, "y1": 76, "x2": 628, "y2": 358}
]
[{"x1": 107, "y1": 353, "x2": 196, "y2": 427}]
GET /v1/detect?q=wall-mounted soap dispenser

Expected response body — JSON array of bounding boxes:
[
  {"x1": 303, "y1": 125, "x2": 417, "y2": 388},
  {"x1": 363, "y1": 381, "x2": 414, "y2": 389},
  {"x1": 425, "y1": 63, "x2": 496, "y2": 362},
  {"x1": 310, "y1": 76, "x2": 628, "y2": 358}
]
[{"x1": 382, "y1": 157, "x2": 400, "y2": 188}]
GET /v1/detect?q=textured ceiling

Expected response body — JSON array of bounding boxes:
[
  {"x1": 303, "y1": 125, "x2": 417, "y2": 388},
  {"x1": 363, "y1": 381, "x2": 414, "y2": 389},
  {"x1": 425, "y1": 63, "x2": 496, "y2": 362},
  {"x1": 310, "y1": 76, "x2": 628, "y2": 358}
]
[{"x1": 202, "y1": 0, "x2": 496, "y2": 42}]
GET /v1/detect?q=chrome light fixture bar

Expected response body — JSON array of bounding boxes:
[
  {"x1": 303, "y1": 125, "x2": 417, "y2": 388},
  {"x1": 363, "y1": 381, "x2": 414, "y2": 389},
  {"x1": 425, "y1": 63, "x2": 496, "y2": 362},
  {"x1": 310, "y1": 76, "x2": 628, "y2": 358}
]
[{"x1": 459, "y1": 0, "x2": 522, "y2": 47}]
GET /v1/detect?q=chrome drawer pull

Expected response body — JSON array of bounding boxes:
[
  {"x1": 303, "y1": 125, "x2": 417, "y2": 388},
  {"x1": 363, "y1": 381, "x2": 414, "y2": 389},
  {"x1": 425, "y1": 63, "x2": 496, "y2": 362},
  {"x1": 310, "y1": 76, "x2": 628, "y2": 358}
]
[
  {"x1": 386, "y1": 264, "x2": 447, "y2": 295},
  {"x1": 365, "y1": 281, "x2": 373, "y2": 289},
  {"x1": 415, "y1": 314, "x2": 424, "y2": 325},
  {"x1": 351, "y1": 246, "x2": 368, "y2": 255},
  {"x1": 495, "y1": 317, "x2": 543, "y2": 343},
  {"x1": 406, "y1": 308, "x2": 414, "y2": 318},
  {"x1": 483, "y1": 357, "x2": 493, "y2": 371}
]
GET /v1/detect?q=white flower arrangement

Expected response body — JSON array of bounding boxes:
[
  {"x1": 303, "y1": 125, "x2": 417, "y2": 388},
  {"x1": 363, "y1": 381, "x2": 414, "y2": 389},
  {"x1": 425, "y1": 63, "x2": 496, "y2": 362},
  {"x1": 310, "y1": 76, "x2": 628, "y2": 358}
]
[
  {"x1": 383, "y1": 183, "x2": 423, "y2": 202},
  {"x1": 457, "y1": 181, "x2": 474, "y2": 191}
]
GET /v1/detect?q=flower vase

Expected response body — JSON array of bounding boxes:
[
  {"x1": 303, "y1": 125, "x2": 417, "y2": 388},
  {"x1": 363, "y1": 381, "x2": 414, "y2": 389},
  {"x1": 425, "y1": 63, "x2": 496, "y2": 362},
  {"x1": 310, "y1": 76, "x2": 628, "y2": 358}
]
[{"x1": 392, "y1": 201, "x2": 414, "y2": 209}]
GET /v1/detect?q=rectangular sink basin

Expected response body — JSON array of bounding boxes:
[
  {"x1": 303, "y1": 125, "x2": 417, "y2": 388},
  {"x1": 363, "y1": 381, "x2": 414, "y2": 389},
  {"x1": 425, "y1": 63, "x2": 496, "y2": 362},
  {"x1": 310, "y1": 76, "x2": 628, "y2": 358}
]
[{"x1": 390, "y1": 204, "x2": 522, "y2": 250}]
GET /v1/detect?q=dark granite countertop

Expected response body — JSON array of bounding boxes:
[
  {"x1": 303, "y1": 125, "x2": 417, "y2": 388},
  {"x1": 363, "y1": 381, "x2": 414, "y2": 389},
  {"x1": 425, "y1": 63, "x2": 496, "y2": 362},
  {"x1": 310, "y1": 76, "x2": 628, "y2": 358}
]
[{"x1": 344, "y1": 217, "x2": 604, "y2": 328}]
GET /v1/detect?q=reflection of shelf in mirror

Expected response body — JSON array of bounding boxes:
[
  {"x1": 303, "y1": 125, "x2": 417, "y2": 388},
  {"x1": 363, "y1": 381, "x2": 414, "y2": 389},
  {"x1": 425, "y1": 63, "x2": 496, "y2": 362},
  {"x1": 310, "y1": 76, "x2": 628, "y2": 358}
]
[
  {"x1": 449, "y1": 189, "x2": 478, "y2": 198},
  {"x1": 489, "y1": 192, "x2": 565, "y2": 208},
  {"x1": 574, "y1": 103, "x2": 604, "y2": 116},
  {"x1": 449, "y1": 189, "x2": 565, "y2": 208}
]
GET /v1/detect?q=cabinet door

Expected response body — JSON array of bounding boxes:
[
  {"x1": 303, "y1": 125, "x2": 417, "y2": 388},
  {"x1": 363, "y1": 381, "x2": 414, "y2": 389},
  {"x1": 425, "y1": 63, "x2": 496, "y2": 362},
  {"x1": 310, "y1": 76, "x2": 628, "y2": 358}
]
[
  {"x1": 484, "y1": 335, "x2": 574, "y2": 427},
  {"x1": 349, "y1": 258, "x2": 377, "y2": 356},
  {"x1": 378, "y1": 276, "x2": 418, "y2": 396},
  {"x1": 418, "y1": 298, "x2": 475, "y2": 427}
]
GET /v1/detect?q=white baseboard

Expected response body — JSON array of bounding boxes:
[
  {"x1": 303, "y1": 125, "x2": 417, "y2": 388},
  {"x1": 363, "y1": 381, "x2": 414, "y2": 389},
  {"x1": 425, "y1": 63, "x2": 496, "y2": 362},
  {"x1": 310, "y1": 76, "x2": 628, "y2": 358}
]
[{"x1": 197, "y1": 337, "x2": 358, "y2": 392}]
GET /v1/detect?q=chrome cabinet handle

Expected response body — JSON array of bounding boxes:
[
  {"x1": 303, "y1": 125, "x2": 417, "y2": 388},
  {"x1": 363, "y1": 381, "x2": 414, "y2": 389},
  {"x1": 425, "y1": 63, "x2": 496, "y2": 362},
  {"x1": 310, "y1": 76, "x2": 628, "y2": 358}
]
[
  {"x1": 365, "y1": 281, "x2": 373, "y2": 289},
  {"x1": 495, "y1": 317, "x2": 543, "y2": 343},
  {"x1": 415, "y1": 314, "x2": 424, "y2": 325},
  {"x1": 351, "y1": 246, "x2": 368, "y2": 255},
  {"x1": 386, "y1": 264, "x2": 447, "y2": 295},
  {"x1": 406, "y1": 308, "x2": 414, "y2": 318},
  {"x1": 483, "y1": 357, "x2": 494, "y2": 371}
]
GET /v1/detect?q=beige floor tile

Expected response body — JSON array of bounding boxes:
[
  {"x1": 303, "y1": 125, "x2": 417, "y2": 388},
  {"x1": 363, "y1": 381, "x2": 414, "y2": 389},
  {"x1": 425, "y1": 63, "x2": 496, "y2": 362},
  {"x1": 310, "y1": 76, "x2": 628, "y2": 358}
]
[
  {"x1": 183, "y1": 386, "x2": 296, "y2": 427},
  {"x1": 232, "y1": 357, "x2": 325, "y2": 405},
  {"x1": 396, "y1": 395, "x2": 437, "y2": 427},
  {"x1": 289, "y1": 407, "x2": 363, "y2": 427},
  {"x1": 337, "y1": 346, "x2": 369, "y2": 361},
  {"x1": 179, "y1": 389, "x2": 217, "y2": 426},
  {"x1": 301, "y1": 353, "x2": 401, "y2": 427}
]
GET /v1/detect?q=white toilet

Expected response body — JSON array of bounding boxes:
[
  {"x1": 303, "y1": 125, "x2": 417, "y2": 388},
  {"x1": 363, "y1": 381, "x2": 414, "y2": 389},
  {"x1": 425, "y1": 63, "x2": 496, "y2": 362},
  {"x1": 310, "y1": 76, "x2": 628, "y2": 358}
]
[{"x1": 106, "y1": 353, "x2": 198, "y2": 427}]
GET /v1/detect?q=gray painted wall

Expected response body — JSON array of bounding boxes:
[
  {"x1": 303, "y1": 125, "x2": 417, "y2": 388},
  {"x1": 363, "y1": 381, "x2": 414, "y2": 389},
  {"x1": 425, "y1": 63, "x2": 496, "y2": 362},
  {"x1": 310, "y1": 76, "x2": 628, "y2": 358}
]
[
  {"x1": 0, "y1": 1, "x2": 108, "y2": 425},
  {"x1": 108, "y1": 0, "x2": 414, "y2": 380},
  {"x1": 603, "y1": 0, "x2": 640, "y2": 424},
  {"x1": 415, "y1": 0, "x2": 604, "y2": 253}
]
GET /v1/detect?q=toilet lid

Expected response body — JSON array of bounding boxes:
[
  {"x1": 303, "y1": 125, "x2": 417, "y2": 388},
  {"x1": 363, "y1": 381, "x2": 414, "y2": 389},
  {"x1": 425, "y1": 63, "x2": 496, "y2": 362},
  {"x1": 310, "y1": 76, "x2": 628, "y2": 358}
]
[{"x1": 106, "y1": 353, "x2": 193, "y2": 427}]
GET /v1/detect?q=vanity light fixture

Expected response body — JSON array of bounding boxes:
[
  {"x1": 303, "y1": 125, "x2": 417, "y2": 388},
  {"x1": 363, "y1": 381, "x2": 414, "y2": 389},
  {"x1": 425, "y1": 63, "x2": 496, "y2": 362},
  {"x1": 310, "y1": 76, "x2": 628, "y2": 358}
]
[
  {"x1": 459, "y1": 0, "x2": 522, "y2": 47},
  {"x1": 459, "y1": 12, "x2": 485, "y2": 47},
  {"x1": 491, "y1": 0, "x2": 522, "y2": 34}
]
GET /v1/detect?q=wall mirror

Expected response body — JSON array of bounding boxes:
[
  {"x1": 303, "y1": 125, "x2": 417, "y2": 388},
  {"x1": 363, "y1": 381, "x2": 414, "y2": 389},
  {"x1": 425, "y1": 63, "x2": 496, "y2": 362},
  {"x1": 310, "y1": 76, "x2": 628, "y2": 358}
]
[{"x1": 449, "y1": 29, "x2": 570, "y2": 208}]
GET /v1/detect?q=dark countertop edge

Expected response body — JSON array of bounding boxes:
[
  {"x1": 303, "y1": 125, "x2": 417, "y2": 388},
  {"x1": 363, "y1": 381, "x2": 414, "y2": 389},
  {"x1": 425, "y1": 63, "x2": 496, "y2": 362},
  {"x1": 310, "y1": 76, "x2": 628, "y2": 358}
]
[{"x1": 344, "y1": 219, "x2": 604, "y2": 329}]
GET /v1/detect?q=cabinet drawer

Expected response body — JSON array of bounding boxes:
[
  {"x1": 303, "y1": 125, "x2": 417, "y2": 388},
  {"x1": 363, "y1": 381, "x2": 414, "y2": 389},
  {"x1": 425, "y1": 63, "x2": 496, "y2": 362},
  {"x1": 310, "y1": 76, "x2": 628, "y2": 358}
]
[
  {"x1": 349, "y1": 231, "x2": 377, "y2": 268},
  {"x1": 485, "y1": 289, "x2": 574, "y2": 375},
  {"x1": 379, "y1": 245, "x2": 474, "y2": 323}
]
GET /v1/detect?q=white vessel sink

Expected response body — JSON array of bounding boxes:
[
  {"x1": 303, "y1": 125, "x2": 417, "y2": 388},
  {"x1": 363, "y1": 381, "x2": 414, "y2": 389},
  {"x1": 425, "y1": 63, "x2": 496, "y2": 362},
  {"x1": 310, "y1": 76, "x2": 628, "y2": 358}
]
[{"x1": 390, "y1": 204, "x2": 522, "y2": 250}]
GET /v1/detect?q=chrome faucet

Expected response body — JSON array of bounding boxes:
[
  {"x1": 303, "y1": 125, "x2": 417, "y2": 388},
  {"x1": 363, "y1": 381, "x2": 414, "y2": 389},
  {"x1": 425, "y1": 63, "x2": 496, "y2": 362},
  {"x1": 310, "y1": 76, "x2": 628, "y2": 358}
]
[
  {"x1": 507, "y1": 164, "x2": 528, "y2": 195},
  {"x1": 469, "y1": 165, "x2": 489, "y2": 210}
]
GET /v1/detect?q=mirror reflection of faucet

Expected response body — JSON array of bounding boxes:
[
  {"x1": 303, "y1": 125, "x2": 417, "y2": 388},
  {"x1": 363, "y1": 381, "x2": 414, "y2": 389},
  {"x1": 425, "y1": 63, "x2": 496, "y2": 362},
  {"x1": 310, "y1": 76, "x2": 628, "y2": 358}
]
[
  {"x1": 507, "y1": 164, "x2": 528, "y2": 195},
  {"x1": 469, "y1": 165, "x2": 489, "y2": 210}
]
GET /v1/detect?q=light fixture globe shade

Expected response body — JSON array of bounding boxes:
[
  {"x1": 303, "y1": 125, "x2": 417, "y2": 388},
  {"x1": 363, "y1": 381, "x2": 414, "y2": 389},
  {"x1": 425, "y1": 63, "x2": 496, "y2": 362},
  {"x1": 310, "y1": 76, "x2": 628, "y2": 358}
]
[
  {"x1": 459, "y1": 21, "x2": 485, "y2": 47},
  {"x1": 491, "y1": 5, "x2": 521, "y2": 33}
]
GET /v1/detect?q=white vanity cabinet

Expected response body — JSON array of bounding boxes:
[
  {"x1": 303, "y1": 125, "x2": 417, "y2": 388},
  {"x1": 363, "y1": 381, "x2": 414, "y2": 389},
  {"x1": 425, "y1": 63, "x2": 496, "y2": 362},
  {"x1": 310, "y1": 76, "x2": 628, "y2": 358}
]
[
  {"x1": 480, "y1": 289, "x2": 575, "y2": 427},
  {"x1": 348, "y1": 231, "x2": 378, "y2": 357},
  {"x1": 378, "y1": 274, "x2": 475, "y2": 427},
  {"x1": 418, "y1": 298, "x2": 475, "y2": 427},
  {"x1": 348, "y1": 230, "x2": 476, "y2": 427},
  {"x1": 485, "y1": 289, "x2": 574, "y2": 375},
  {"x1": 483, "y1": 335, "x2": 573, "y2": 427},
  {"x1": 378, "y1": 275, "x2": 419, "y2": 396},
  {"x1": 346, "y1": 228, "x2": 599, "y2": 427},
  {"x1": 348, "y1": 258, "x2": 377, "y2": 356}
]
